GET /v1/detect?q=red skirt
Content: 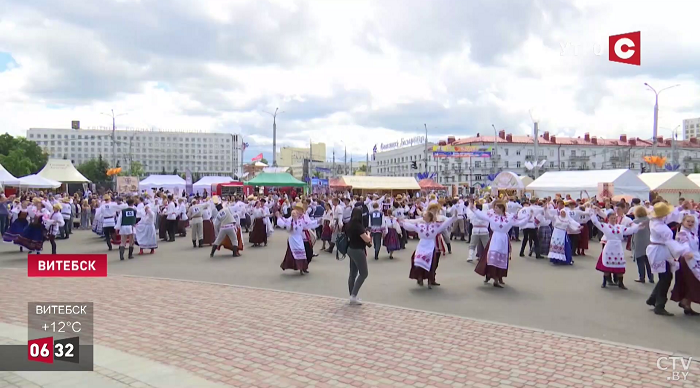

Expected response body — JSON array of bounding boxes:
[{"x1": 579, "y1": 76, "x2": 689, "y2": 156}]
[
  {"x1": 671, "y1": 259, "x2": 700, "y2": 304},
  {"x1": 219, "y1": 227, "x2": 244, "y2": 252},
  {"x1": 595, "y1": 253, "x2": 626, "y2": 274},
  {"x1": 249, "y1": 218, "x2": 267, "y2": 244},
  {"x1": 111, "y1": 229, "x2": 122, "y2": 245},
  {"x1": 409, "y1": 251, "x2": 439, "y2": 283},
  {"x1": 321, "y1": 221, "x2": 333, "y2": 241},
  {"x1": 578, "y1": 224, "x2": 589, "y2": 250},
  {"x1": 475, "y1": 237, "x2": 510, "y2": 279},
  {"x1": 280, "y1": 243, "x2": 309, "y2": 272},
  {"x1": 202, "y1": 220, "x2": 215, "y2": 245}
]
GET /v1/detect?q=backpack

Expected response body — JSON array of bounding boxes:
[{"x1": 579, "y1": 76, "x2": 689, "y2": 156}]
[
  {"x1": 336, "y1": 232, "x2": 349, "y2": 261},
  {"x1": 370, "y1": 210, "x2": 383, "y2": 227}
]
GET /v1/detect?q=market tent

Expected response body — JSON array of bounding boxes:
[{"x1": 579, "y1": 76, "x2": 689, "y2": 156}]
[
  {"x1": 18, "y1": 174, "x2": 61, "y2": 189},
  {"x1": 0, "y1": 163, "x2": 19, "y2": 186},
  {"x1": 246, "y1": 172, "x2": 306, "y2": 187},
  {"x1": 638, "y1": 172, "x2": 700, "y2": 202},
  {"x1": 139, "y1": 175, "x2": 186, "y2": 192},
  {"x1": 418, "y1": 178, "x2": 445, "y2": 190},
  {"x1": 341, "y1": 176, "x2": 420, "y2": 193},
  {"x1": 193, "y1": 176, "x2": 236, "y2": 195},
  {"x1": 491, "y1": 171, "x2": 525, "y2": 193},
  {"x1": 686, "y1": 174, "x2": 700, "y2": 190},
  {"x1": 519, "y1": 176, "x2": 534, "y2": 187},
  {"x1": 527, "y1": 169, "x2": 649, "y2": 199},
  {"x1": 38, "y1": 159, "x2": 90, "y2": 183},
  {"x1": 262, "y1": 167, "x2": 292, "y2": 174},
  {"x1": 254, "y1": 161, "x2": 268, "y2": 167},
  {"x1": 329, "y1": 177, "x2": 350, "y2": 190}
]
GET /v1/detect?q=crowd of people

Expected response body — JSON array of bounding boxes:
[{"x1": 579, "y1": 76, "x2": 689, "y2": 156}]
[{"x1": 1, "y1": 189, "x2": 698, "y2": 315}]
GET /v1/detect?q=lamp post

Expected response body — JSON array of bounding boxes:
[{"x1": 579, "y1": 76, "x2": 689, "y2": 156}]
[
  {"x1": 645, "y1": 83, "x2": 680, "y2": 171},
  {"x1": 263, "y1": 107, "x2": 284, "y2": 167},
  {"x1": 491, "y1": 124, "x2": 498, "y2": 169},
  {"x1": 529, "y1": 109, "x2": 541, "y2": 179},
  {"x1": 100, "y1": 109, "x2": 127, "y2": 168},
  {"x1": 424, "y1": 123, "x2": 429, "y2": 173}
]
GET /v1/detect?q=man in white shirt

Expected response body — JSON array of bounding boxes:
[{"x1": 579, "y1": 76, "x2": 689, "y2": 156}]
[
  {"x1": 506, "y1": 197, "x2": 522, "y2": 241},
  {"x1": 166, "y1": 195, "x2": 178, "y2": 242}
]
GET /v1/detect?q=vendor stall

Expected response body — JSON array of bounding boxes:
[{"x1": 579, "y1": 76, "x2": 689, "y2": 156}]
[
  {"x1": 527, "y1": 169, "x2": 649, "y2": 199},
  {"x1": 639, "y1": 172, "x2": 700, "y2": 202},
  {"x1": 418, "y1": 178, "x2": 446, "y2": 192},
  {"x1": 18, "y1": 174, "x2": 61, "y2": 189},
  {"x1": 340, "y1": 176, "x2": 421, "y2": 196},
  {"x1": 490, "y1": 171, "x2": 526, "y2": 197},
  {"x1": 139, "y1": 175, "x2": 186, "y2": 193},
  {"x1": 193, "y1": 176, "x2": 236, "y2": 195}
]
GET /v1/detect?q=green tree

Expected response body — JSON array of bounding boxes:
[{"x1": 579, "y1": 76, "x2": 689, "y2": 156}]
[
  {"x1": 0, "y1": 148, "x2": 34, "y2": 177},
  {"x1": 260, "y1": 158, "x2": 268, "y2": 165},
  {"x1": 77, "y1": 155, "x2": 110, "y2": 183},
  {"x1": 358, "y1": 164, "x2": 367, "y2": 172},
  {"x1": 0, "y1": 133, "x2": 49, "y2": 176},
  {"x1": 128, "y1": 161, "x2": 145, "y2": 177}
]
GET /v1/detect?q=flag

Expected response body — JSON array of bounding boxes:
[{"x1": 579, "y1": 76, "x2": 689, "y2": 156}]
[
  {"x1": 242, "y1": 142, "x2": 249, "y2": 152},
  {"x1": 252, "y1": 153, "x2": 263, "y2": 162},
  {"x1": 185, "y1": 168, "x2": 193, "y2": 195}
]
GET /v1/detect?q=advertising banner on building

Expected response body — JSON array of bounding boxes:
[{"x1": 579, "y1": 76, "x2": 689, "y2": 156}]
[{"x1": 432, "y1": 145, "x2": 492, "y2": 158}]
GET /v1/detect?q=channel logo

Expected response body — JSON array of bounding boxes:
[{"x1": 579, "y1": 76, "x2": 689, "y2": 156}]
[{"x1": 609, "y1": 31, "x2": 641, "y2": 66}]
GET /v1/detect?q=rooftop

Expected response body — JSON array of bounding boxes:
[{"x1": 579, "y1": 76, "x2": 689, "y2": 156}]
[{"x1": 451, "y1": 130, "x2": 700, "y2": 148}]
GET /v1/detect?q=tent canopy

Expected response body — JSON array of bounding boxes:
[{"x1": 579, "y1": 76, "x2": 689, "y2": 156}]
[
  {"x1": 329, "y1": 177, "x2": 350, "y2": 189},
  {"x1": 341, "y1": 176, "x2": 420, "y2": 191},
  {"x1": 527, "y1": 169, "x2": 649, "y2": 199},
  {"x1": 418, "y1": 178, "x2": 445, "y2": 190},
  {"x1": 19, "y1": 174, "x2": 61, "y2": 189},
  {"x1": 638, "y1": 172, "x2": 700, "y2": 201},
  {"x1": 492, "y1": 171, "x2": 525, "y2": 191},
  {"x1": 193, "y1": 176, "x2": 236, "y2": 194},
  {"x1": 38, "y1": 159, "x2": 90, "y2": 183},
  {"x1": 246, "y1": 172, "x2": 306, "y2": 187},
  {"x1": 519, "y1": 175, "x2": 534, "y2": 187},
  {"x1": 262, "y1": 167, "x2": 292, "y2": 174},
  {"x1": 0, "y1": 163, "x2": 19, "y2": 186},
  {"x1": 254, "y1": 161, "x2": 268, "y2": 167},
  {"x1": 139, "y1": 175, "x2": 186, "y2": 192}
]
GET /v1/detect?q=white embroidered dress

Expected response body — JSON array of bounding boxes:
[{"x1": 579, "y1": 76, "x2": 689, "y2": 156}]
[
  {"x1": 470, "y1": 209, "x2": 528, "y2": 270},
  {"x1": 647, "y1": 217, "x2": 687, "y2": 274},
  {"x1": 590, "y1": 215, "x2": 640, "y2": 269},
  {"x1": 675, "y1": 227, "x2": 700, "y2": 282},
  {"x1": 401, "y1": 216, "x2": 456, "y2": 271},
  {"x1": 277, "y1": 217, "x2": 319, "y2": 261},
  {"x1": 547, "y1": 214, "x2": 580, "y2": 262}
]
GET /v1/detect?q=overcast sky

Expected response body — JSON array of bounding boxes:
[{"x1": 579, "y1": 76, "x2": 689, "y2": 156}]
[{"x1": 1, "y1": 0, "x2": 698, "y2": 162}]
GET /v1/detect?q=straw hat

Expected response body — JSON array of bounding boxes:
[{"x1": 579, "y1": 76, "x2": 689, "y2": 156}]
[
  {"x1": 103, "y1": 194, "x2": 111, "y2": 200},
  {"x1": 52, "y1": 203, "x2": 62, "y2": 211},
  {"x1": 396, "y1": 194, "x2": 403, "y2": 200},
  {"x1": 247, "y1": 195, "x2": 255, "y2": 200},
  {"x1": 61, "y1": 197, "x2": 70, "y2": 203},
  {"x1": 293, "y1": 204, "x2": 304, "y2": 212},
  {"x1": 212, "y1": 195, "x2": 221, "y2": 205},
  {"x1": 427, "y1": 203, "x2": 441, "y2": 213},
  {"x1": 649, "y1": 202, "x2": 673, "y2": 219}
]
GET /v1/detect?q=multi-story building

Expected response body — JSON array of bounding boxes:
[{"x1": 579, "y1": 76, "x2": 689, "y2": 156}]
[
  {"x1": 276, "y1": 143, "x2": 326, "y2": 167},
  {"x1": 683, "y1": 117, "x2": 700, "y2": 140},
  {"x1": 369, "y1": 130, "x2": 700, "y2": 188},
  {"x1": 26, "y1": 127, "x2": 242, "y2": 177}
]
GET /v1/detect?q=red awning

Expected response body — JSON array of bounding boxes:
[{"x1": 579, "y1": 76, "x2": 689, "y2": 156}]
[
  {"x1": 329, "y1": 177, "x2": 351, "y2": 189},
  {"x1": 418, "y1": 178, "x2": 445, "y2": 190}
]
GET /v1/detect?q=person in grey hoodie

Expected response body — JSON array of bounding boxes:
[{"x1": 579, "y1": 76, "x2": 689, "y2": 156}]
[{"x1": 632, "y1": 206, "x2": 653, "y2": 283}]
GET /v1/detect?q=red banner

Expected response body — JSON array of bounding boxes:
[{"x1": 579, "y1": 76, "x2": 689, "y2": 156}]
[
  {"x1": 252, "y1": 153, "x2": 263, "y2": 162},
  {"x1": 28, "y1": 254, "x2": 108, "y2": 277}
]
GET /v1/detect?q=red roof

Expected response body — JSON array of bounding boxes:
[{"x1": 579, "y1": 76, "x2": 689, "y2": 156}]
[{"x1": 451, "y1": 132, "x2": 700, "y2": 148}]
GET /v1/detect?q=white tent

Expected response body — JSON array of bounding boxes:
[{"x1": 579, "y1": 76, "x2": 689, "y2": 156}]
[
  {"x1": 638, "y1": 172, "x2": 700, "y2": 202},
  {"x1": 491, "y1": 171, "x2": 526, "y2": 193},
  {"x1": 193, "y1": 176, "x2": 236, "y2": 195},
  {"x1": 139, "y1": 175, "x2": 186, "y2": 193},
  {"x1": 38, "y1": 159, "x2": 90, "y2": 183},
  {"x1": 18, "y1": 174, "x2": 61, "y2": 189},
  {"x1": 527, "y1": 169, "x2": 649, "y2": 199},
  {"x1": 0, "y1": 163, "x2": 19, "y2": 186},
  {"x1": 519, "y1": 176, "x2": 534, "y2": 187}
]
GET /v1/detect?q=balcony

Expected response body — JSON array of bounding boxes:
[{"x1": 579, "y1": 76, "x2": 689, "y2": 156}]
[
  {"x1": 569, "y1": 155, "x2": 590, "y2": 161},
  {"x1": 609, "y1": 155, "x2": 628, "y2": 162},
  {"x1": 524, "y1": 155, "x2": 547, "y2": 161},
  {"x1": 683, "y1": 156, "x2": 700, "y2": 162}
]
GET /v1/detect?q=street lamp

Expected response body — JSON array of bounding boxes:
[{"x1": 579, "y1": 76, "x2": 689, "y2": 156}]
[
  {"x1": 491, "y1": 124, "x2": 498, "y2": 170},
  {"x1": 645, "y1": 83, "x2": 680, "y2": 171},
  {"x1": 529, "y1": 108, "x2": 541, "y2": 179},
  {"x1": 263, "y1": 107, "x2": 284, "y2": 167},
  {"x1": 100, "y1": 109, "x2": 127, "y2": 168}
]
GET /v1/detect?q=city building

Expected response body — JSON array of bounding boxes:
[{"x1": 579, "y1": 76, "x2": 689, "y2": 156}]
[
  {"x1": 683, "y1": 117, "x2": 700, "y2": 140},
  {"x1": 26, "y1": 127, "x2": 242, "y2": 177},
  {"x1": 369, "y1": 130, "x2": 700, "y2": 189},
  {"x1": 276, "y1": 143, "x2": 326, "y2": 167},
  {"x1": 290, "y1": 160, "x2": 366, "y2": 180}
]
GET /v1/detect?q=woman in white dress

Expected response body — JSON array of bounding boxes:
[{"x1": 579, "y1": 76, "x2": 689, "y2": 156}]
[
  {"x1": 589, "y1": 209, "x2": 643, "y2": 289},
  {"x1": 135, "y1": 204, "x2": 158, "y2": 255},
  {"x1": 469, "y1": 199, "x2": 529, "y2": 288},
  {"x1": 401, "y1": 210, "x2": 456, "y2": 289},
  {"x1": 670, "y1": 214, "x2": 700, "y2": 315},
  {"x1": 546, "y1": 206, "x2": 581, "y2": 266},
  {"x1": 277, "y1": 208, "x2": 320, "y2": 275}
]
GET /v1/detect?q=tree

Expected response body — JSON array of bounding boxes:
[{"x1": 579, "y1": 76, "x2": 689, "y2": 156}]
[
  {"x1": 0, "y1": 148, "x2": 34, "y2": 177},
  {"x1": 77, "y1": 155, "x2": 110, "y2": 183},
  {"x1": 260, "y1": 158, "x2": 268, "y2": 165},
  {"x1": 128, "y1": 161, "x2": 145, "y2": 177},
  {"x1": 312, "y1": 170, "x2": 322, "y2": 178},
  {"x1": 358, "y1": 164, "x2": 367, "y2": 172},
  {"x1": 0, "y1": 133, "x2": 48, "y2": 176}
]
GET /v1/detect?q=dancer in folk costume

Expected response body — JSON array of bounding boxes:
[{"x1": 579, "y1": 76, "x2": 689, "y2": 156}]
[
  {"x1": 3, "y1": 200, "x2": 28, "y2": 247},
  {"x1": 466, "y1": 201, "x2": 489, "y2": 263},
  {"x1": 547, "y1": 204, "x2": 581, "y2": 266},
  {"x1": 277, "y1": 207, "x2": 320, "y2": 275},
  {"x1": 670, "y1": 214, "x2": 700, "y2": 315},
  {"x1": 320, "y1": 202, "x2": 333, "y2": 251},
  {"x1": 382, "y1": 208, "x2": 402, "y2": 260},
  {"x1": 115, "y1": 199, "x2": 138, "y2": 260},
  {"x1": 645, "y1": 202, "x2": 692, "y2": 316},
  {"x1": 218, "y1": 199, "x2": 245, "y2": 254},
  {"x1": 471, "y1": 199, "x2": 529, "y2": 287},
  {"x1": 210, "y1": 196, "x2": 241, "y2": 257},
  {"x1": 96, "y1": 195, "x2": 119, "y2": 250},
  {"x1": 109, "y1": 198, "x2": 128, "y2": 247},
  {"x1": 177, "y1": 198, "x2": 189, "y2": 237},
  {"x1": 369, "y1": 202, "x2": 385, "y2": 260},
  {"x1": 589, "y1": 208, "x2": 643, "y2": 289},
  {"x1": 249, "y1": 200, "x2": 268, "y2": 247},
  {"x1": 135, "y1": 204, "x2": 157, "y2": 255},
  {"x1": 188, "y1": 198, "x2": 205, "y2": 248},
  {"x1": 46, "y1": 204, "x2": 65, "y2": 254},
  {"x1": 15, "y1": 201, "x2": 50, "y2": 254},
  {"x1": 534, "y1": 201, "x2": 552, "y2": 257},
  {"x1": 202, "y1": 198, "x2": 215, "y2": 246},
  {"x1": 401, "y1": 210, "x2": 457, "y2": 289}
]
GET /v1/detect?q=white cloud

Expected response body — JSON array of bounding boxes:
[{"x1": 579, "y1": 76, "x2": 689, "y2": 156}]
[{"x1": 0, "y1": 0, "x2": 698, "y2": 162}]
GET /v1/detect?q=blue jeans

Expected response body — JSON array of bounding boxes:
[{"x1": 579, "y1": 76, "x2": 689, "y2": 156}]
[{"x1": 0, "y1": 215, "x2": 8, "y2": 236}]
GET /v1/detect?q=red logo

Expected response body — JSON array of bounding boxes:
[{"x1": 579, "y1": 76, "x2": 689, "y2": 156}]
[
  {"x1": 28, "y1": 254, "x2": 108, "y2": 277},
  {"x1": 609, "y1": 31, "x2": 641, "y2": 66},
  {"x1": 28, "y1": 337, "x2": 54, "y2": 364}
]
